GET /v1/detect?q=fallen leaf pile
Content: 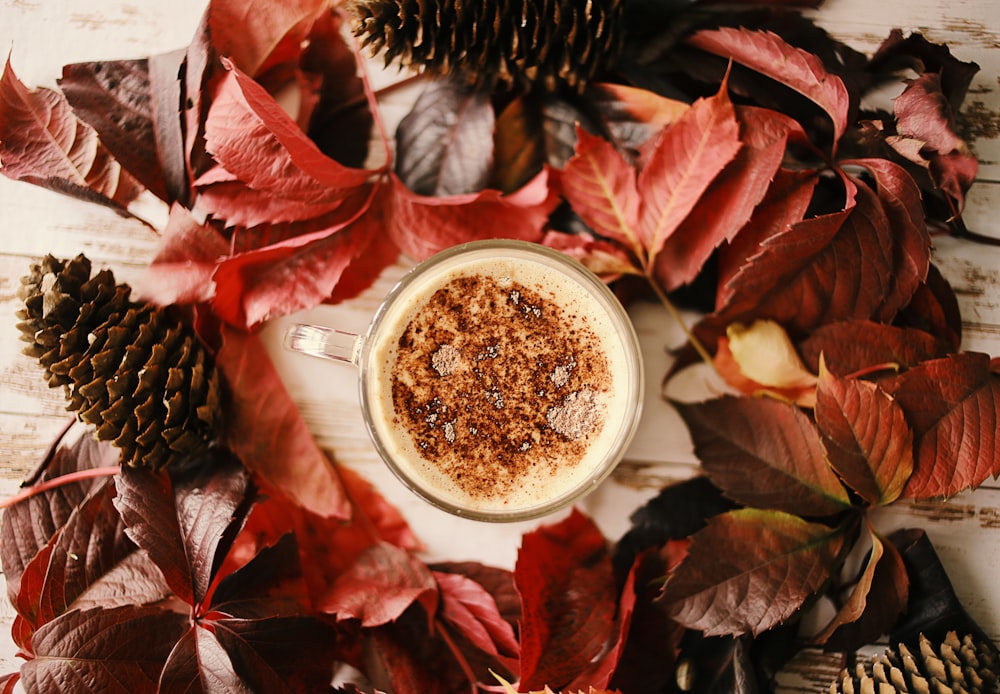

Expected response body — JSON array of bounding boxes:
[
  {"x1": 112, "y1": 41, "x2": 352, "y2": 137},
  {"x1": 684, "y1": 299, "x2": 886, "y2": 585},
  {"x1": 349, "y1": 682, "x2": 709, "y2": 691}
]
[{"x1": 1, "y1": 0, "x2": 998, "y2": 691}]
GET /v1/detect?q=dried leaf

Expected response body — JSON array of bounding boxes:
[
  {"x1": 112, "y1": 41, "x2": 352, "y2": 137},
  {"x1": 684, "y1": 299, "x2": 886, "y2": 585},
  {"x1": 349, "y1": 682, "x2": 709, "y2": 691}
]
[
  {"x1": 434, "y1": 570, "x2": 519, "y2": 671},
  {"x1": 798, "y1": 320, "x2": 948, "y2": 376},
  {"x1": 814, "y1": 363, "x2": 914, "y2": 505},
  {"x1": 675, "y1": 396, "x2": 851, "y2": 517},
  {"x1": 724, "y1": 319, "x2": 817, "y2": 392},
  {"x1": 660, "y1": 508, "x2": 845, "y2": 636}
]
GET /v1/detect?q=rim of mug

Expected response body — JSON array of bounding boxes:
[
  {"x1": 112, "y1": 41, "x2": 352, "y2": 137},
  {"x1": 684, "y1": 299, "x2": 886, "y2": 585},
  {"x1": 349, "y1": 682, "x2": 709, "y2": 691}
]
[{"x1": 358, "y1": 239, "x2": 644, "y2": 522}]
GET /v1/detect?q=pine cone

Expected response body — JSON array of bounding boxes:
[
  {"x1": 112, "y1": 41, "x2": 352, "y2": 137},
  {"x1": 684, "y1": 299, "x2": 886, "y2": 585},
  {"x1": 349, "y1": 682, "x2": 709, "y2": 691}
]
[
  {"x1": 351, "y1": 0, "x2": 625, "y2": 92},
  {"x1": 17, "y1": 255, "x2": 222, "y2": 471},
  {"x1": 829, "y1": 631, "x2": 1000, "y2": 694}
]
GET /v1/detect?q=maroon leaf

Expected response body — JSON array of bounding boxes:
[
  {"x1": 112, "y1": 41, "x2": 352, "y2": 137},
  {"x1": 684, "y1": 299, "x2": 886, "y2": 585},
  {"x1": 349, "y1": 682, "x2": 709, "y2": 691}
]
[
  {"x1": 811, "y1": 525, "x2": 909, "y2": 651},
  {"x1": 715, "y1": 174, "x2": 894, "y2": 334},
  {"x1": 216, "y1": 326, "x2": 350, "y2": 519},
  {"x1": 203, "y1": 60, "x2": 372, "y2": 204},
  {"x1": 20, "y1": 606, "x2": 188, "y2": 693},
  {"x1": 653, "y1": 105, "x2": 799, "y2": 291},
  {"x1": 387, "y1": 170, "x2": 557, "y2": 261},
  {"x1": 515, "y1": 508, "x2": 617, "y2": 691},
  {"x1": 675, "y1": 396, "x2": 851, "y2": 517},
  {"x1": 58, "y1": 59, "x2": 168, "y2": 201},
  {"x1": 1, "y1": 422, "x2": 118, "y2": 602},
  {"x1": 798, "y1": 320, "x2": 948, "y2": 376},
  {"x1": 318, "y1": 542, "x2": 438, "y2": 626},
  {"x1": 815, "y1": 365, "x2": 914, "y2": 505},
  {"x1": 113, "y1": 453, "x2": 251, "y2": 606},
  {"x1": 638, "y1": 78, "x2": 742, "y2": 265},
  {"x1": 396, "y1": 80, "x2": 496, "y2": 196},
  {"x1": 896, "y1": 263, "x2": 962, "y2": 352},
  {"x1": 885, "y1": 353, "x2": 1000, "y2": 499},
  {"x1": 148, "y1": 48, "x2": 191, "y2": 206},
  {"x1": 688, "y1": 27, "x2": 850, "y2": 146},
  {"x1": 158, "y1": 624, "x2": 248, "y2": 694},
  {"x1": 660, "y1": 508, "x2": 845, "y2": 636},
  {"x1": 0, "y1": 57, "x2": 142, "y2": 213}
]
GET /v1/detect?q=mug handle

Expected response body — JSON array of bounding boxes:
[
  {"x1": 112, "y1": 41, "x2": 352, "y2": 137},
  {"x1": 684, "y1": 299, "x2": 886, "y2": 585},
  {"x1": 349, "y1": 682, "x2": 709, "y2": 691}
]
[{"x1": 283, "y1": 324, "x2": 363, "y2": 367}]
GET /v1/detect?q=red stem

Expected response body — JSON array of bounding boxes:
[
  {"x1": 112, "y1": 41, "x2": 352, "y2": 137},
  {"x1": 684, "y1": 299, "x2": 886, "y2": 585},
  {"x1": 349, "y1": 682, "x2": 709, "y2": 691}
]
[{"x1": 0, "y1": 466, "x2": 121, "y2": 509}]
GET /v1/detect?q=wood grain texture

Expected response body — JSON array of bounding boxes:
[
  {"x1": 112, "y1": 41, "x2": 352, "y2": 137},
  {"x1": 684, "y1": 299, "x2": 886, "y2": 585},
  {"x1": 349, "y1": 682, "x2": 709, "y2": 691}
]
[{"x1": 0, "y1": 0, "x2": 997, "y2": 690}]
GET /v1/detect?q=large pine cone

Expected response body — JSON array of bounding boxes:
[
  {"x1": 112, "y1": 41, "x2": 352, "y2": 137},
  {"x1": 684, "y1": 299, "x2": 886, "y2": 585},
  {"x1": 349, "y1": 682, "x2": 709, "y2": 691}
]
[
  {"x1": 829, "y1": 631, "x2": 1000, "y2": 694},
  {"x1": 351, "y1": 0, "x2": 625, "y2": 92},
  {"x1": 17, "y1": 255, "x2": 222, "y2": 471}
]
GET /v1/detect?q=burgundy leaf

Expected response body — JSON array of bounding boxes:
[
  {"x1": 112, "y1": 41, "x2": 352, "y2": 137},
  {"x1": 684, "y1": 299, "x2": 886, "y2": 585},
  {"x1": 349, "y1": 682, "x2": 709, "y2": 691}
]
[
  {"x1": 203, "y1": 60, "x2": 372, "y2": 204},
  {"x1": 433, "y1": 570, "x2": 519, "y2": 671},
  {"x1": 210, "y1": 534, "x2": 307, "y2": 617},
  {"x1": 1, "y1": 422, "x2": 118, "y2": 602},
  {"x1": 716, "y1": 174, "x2": 894, "y2": 334},
  {"x1": 396, "y1": 80, "x2": 495, "y2": 196},
  {"x1": 21, "y1": 606, "x2": 188, "y2": 693},
  {"x1": 798, "y1": 320, "x2": 948, "y2": 376},
  {"x1": 688, "y1": 27, "x2": 850, "y2": 146},
  {"x1": 158, "y1": 624, "x2": 249, "y2": 694},
  {"x1": 812, "y1": 526, "x2": 909, "y2": 652},
  {"x1": 560, "y1": 126, "x2": 642, "y2": 257},
  {"x1": 147, "y1": 48, "x2": 191, "y2": 206},
  {"x1": 216, "y1": 326, "x2": 350, "y2": 519},
  {"x1": 675, "y1": 396, "x2": 851, "y2": 517},
  {"x1": 896, "y1": 263, "x2": 962, "y2": 352},
  {"x1": 654, "y1": 105, "x2": 799, "y2": 291},
  {"x1": 0, "y1": 58, "x2": 142, "y2": 212},
  {"x1": 387, "y1": 170, "x2": 557, "y2": 261},
  {"x1": 113, "y1": 452, "x2": 251, "y2": 606},
  {"x1": 516, "y1": 508, "x2": 617, "y2": 691},
  {"x1": 814, "y1": 366, "x2": 914, "y2": 505},
  {"x1": 886, "y1": 353, "x2": 1000, "y2": 499},
  {"x1": 660, "y1": 508, "x2": 845, "y2": 636},
  {"x1": 318, "y1": 542, "x2": 438, "y2": 626},
  {"x1": 638, "y1": 78, "x2": 742, "y2": 264}
]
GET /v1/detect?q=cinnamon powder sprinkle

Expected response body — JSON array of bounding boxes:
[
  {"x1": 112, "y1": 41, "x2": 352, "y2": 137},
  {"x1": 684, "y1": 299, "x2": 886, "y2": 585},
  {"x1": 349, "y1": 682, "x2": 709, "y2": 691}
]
[{"x1": 389, "y1": 273, "x2": 612, "y2": 501}]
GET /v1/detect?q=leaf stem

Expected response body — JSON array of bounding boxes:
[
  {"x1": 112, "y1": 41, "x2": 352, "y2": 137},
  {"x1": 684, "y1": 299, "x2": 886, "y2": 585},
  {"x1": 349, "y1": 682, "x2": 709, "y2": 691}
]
[
  {"x1": 345, "y1": 9, "x2": 396, "y2": 172},
  {"x1": 646, "y1": 276, "x2": 715, "y2": 367},
  {"x1": 0, "y1": 466, "x2": 120, "y2": 509}
]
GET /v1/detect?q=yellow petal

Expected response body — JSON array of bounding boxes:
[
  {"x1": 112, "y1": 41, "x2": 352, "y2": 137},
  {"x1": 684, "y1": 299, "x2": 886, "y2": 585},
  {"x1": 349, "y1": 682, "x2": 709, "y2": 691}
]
[{"x1": 726, "y1": 320, "x2": 817, "y2": 390}]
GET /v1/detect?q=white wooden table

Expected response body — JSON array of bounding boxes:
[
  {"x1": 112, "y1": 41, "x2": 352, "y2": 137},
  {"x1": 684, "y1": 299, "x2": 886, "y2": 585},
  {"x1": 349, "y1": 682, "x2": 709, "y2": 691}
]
[{"x1": 0, "y1": 0, "x2": 998, "y2": 690}]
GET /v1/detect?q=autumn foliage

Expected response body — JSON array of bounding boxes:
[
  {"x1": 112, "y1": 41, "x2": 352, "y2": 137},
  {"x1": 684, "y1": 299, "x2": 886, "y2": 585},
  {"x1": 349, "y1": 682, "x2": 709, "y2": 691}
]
[{"x1": 1, "y1": 0, "x2": 998, "y2": 691}]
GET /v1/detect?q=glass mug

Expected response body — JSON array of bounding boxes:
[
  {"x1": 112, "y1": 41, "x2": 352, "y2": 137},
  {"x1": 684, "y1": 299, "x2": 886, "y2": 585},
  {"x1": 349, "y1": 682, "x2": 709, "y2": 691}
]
[{"x1": 283, "y1": 240, "x2": 643, "y2": 522}]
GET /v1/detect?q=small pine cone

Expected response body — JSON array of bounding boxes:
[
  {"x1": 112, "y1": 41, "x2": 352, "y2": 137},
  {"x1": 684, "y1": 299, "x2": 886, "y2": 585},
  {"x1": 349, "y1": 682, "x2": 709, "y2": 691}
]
[
  {"x1": 17, "y1": 255, "x2": 222, "y2": 471},
  {"x1": 829, "y1": 631, "x2": 1000, "y2": 694},
  {"x1": 351, "y1": 0, "x2": 625, "y2": 93}
]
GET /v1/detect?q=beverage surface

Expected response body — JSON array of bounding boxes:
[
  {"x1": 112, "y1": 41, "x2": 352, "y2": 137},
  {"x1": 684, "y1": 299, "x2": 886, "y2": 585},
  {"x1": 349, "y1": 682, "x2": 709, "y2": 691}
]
[{"x1": 366, "y1": 252, "x2": 633, "y2": 514}]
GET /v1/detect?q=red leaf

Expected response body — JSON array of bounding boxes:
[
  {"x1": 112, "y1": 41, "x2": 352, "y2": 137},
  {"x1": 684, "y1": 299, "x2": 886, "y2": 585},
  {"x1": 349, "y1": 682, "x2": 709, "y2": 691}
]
[
  {"x1": 387, "y1": 170, "x2": 558, "y2": 261},
  {"x1": 206, "y1": 0, "x2": 329, "y2": 77},
  {"x1": 675, "y1": 396, "x2": 851, "y2": 516},
  {"x1": 0, "y1": 57, "x2": 142, "y2": 212},
  {"x1": 653, "y1": 106, "x2": 799, "y2": 291},
  {"x1": 158, "y1": 625, "x2": 248, "y2": 693},
  {"x1": 886, "y1": 353, "x2": 1000, "y2": 499},
  {"x1": 560, "y1": 126, "x2": 642, "y2": 257},
  {"x1": 20, "y1": 606, "x2": 188, "y2": 693},
  {"x1": 798, "y1": 320, "x2": 948, "y2": 376},
  {"x1": 660, "y1": 509, "x2": 845, "y2": 636},
  {"x1": 515, "y1": 509, "x2": 617, "y2": 691},
  {"x1": 137, "y1": 204, "x2": 230, "y2": 307},
  {"x1": 216, "y1": 326, "x2": 350, "y2": 519},
  {"x1": 811, "y1": 526, "x2": 908, "y2": 650},
  {"x1": 204, "y1": 60, "x2": 372, "y2": 203},
  {"x1": 433, "y1": 570, "x2": 520, "y2": 671},
  {"x1": 844, "y1": 158, "x2": 931, "y2": 321},
  {"x1": 638, "y1": 79, "x2": 742, "y2": 264},
  {"x1": 541, "y1": 229, "x2": 642, "y2": 281},
  {"x1": 318, "y1": 542, "x2": 437, "y2": 626},
  {"x1": 211, "y1": 185, "x2": 395, "y2": 329},
  {"x1": 815, "y1": 366, "x2": 914, "y2": 505},
  {"x1": 688, "y1": 27, "x2": 850, "y2": 146}
]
